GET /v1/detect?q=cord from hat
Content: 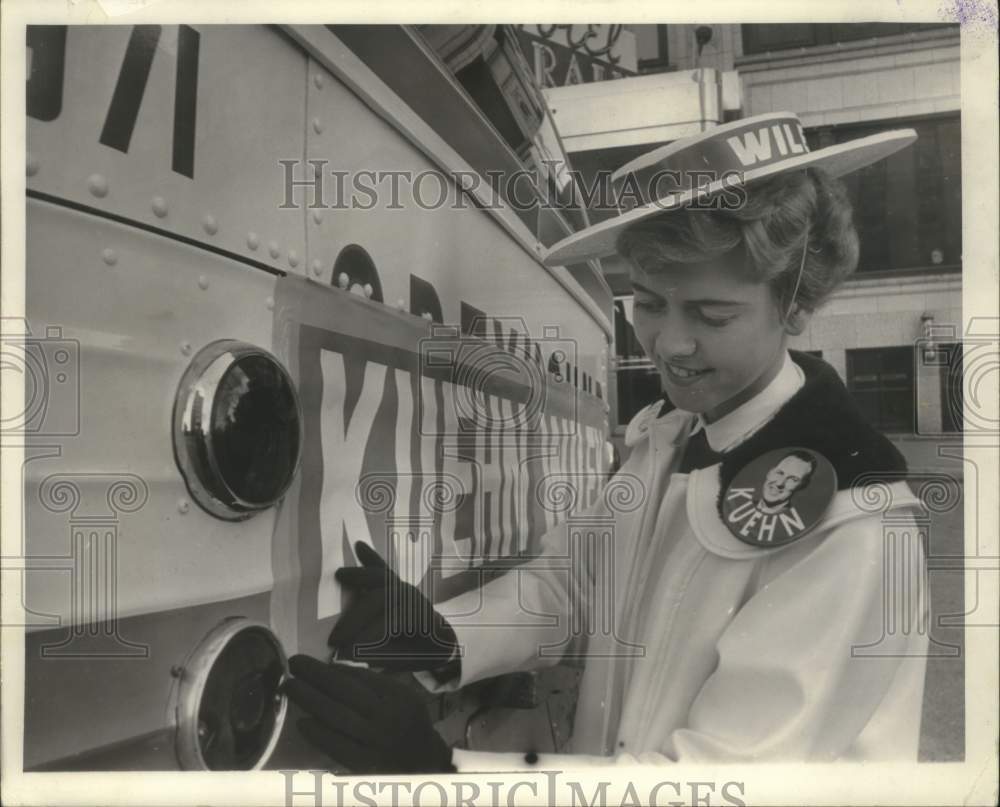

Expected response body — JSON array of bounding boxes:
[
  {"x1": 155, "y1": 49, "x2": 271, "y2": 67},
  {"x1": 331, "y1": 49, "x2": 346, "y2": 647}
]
[{"x1": 785, "y1": 222, "x2": 810, "y2": 323}]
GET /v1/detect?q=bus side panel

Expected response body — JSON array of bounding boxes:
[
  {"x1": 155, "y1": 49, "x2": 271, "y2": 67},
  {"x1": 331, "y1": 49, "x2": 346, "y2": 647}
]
[
  {"x1": 27, "y1": 25, "x2": 309, "y2": 276},
  {"x1": 24, "y1": 594, "x2": 271, "y2": 770},
  {"x1": 296, "y1": 59, "x2": 609, "y2": 755},
  {"x1": 24, "y1": 22, "x2": 314, "y2": 767},
  {"x1": 23, "y1": 201, "x2": 281, "y2": 768},
  {"x1": 302, "y1": 54, "x2": 610, "y2": 386}
]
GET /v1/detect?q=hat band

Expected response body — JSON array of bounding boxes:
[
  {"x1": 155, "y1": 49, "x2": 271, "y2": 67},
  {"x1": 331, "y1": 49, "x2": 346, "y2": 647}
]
[{"x1": 612, "y1": 115, "x2": 811, "y2": 211}]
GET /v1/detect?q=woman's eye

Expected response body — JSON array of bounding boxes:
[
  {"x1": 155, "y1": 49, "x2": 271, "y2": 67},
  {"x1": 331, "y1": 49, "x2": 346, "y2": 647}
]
[
  {"x1": 699, "y1": 313, "x2": 735, "y2": 327},
  {"x1": 634, "y1": 299, "x2": 664, "y2": 313}
]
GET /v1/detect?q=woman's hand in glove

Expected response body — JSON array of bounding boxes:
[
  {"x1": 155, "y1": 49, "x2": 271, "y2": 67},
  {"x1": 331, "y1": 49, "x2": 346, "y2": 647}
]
[
  {"x1": 330, "y1": 541, "x2": 459, "y2": 674},
  {"x1": 283, "y1": 654, "x2": 456, "y2": 774}
]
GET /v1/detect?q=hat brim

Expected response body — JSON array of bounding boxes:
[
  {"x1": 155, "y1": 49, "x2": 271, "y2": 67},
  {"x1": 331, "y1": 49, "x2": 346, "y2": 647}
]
[{"x1": 542, "y1": 129, "x2": 917, "y2": 267}]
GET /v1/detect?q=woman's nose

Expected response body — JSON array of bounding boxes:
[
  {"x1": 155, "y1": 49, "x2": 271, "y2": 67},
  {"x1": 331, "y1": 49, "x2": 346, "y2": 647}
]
[{"x1": 654, "y1": 316, "x2": 696, "y2": 359}]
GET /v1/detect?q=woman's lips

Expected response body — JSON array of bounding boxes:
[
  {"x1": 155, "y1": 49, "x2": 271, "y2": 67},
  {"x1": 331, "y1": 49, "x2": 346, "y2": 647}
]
[{"x1": 662, "y1": 362, "x2": 713, "y2": 387}]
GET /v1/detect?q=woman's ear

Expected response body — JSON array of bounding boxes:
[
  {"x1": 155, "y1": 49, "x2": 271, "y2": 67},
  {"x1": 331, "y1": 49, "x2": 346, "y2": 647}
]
[{"x1": 783, "y1": 304, "x2": 812, "y2": 336}]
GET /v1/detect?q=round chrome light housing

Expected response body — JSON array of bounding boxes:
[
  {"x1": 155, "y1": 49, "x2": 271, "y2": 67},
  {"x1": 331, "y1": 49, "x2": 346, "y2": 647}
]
[
  {"x1": 173, "y1": 340, "x2": 302, "y2": 520},
  {"x1": 175, "y1": 618, "x2": 288, "y2": 770}
]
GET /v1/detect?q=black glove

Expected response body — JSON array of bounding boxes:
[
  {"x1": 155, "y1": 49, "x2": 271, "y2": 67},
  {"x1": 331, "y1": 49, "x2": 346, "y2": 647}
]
[
  {"x1": 330, "y1": 541, "x2": 459, "y2": 674},
  {"x1": 283, "y1": 654, "x2": 456, "y2": 774}
]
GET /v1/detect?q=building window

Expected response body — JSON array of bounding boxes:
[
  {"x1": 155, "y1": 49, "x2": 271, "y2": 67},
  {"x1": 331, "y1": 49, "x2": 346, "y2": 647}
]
[
  {"x1": 846, "y1": 346, "x2": 915, "y2": 433},
  {"x1": 638, "y1": 25, "x2": 671, "y2": 73},
  {"x1": 741, "y1": 23, "x2": 955, "y2": 55},
  {"x1": 617, "y1": 365, "x2": 665, "y2": 426},
  {"x1": 938, "y1": 342, "x2": 963, "y2": 433},
  {"x1": 807, "y1": 115, "x2": 962, "y2": 274},
  {"x1": 613, "y1": 298, "x2": 672, "y2": 426},
  {"x1": 614, "y1": 298, "x2": 644, "y2": 361}
]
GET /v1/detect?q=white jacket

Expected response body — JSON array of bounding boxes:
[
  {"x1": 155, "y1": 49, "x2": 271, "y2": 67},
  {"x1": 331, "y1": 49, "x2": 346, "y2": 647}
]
[{"x1": 421, "y1": 356, "x2": 929, "y2": 771}]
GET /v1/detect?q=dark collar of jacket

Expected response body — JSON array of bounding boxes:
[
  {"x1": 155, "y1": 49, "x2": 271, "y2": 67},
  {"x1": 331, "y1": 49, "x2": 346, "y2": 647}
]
[
  {"x1": 622, "y1": 351, "x2": 914, "y2": 558},
  {"x1": 713, "y1": 350, "x2": 908, "y2": 500}
]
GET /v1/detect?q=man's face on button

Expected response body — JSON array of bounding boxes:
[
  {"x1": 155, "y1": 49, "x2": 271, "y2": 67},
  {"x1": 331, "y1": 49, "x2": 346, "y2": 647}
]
[
  {"x1": 762, "y1": 455, "x2": 812, "y2": 506},
  {"x1": 628, "y1": 255, "x2": 787, "y2": 422}
]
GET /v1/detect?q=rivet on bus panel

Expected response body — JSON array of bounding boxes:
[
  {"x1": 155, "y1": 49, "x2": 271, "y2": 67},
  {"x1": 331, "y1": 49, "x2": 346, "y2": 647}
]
[
  {"x1": 268, "y1": 242, "x2": 280, "y2": 259},
  {"x1": 101, "y1": 248, "x2": 118, "y2": 266},
  {"x1": 311, "y1": 260, "x2": 323, "y2": 277},
  {"x1": 313, "y1": 118, "x2": 324, "y2": 134},
  {"x1": 177, "y1": 499, "x2": 190, "y2": 515},
  {"x1": 312, "y1": 210, "x2": 322, "y2": 225},
  {"x1": 266, "y1": 297, "x2": 275, "y2": 311},
  {"x1": 27, "y1": 154, "x2": 39, "y2": 177},
  {"x1": 202, "y1": 215, "x2": 218, "y2": 236},
  {"x1": 247, "y1": 232, "x2": 260, "y2": 250},
  {"x1": 87, "y1": 174, "x2": 109, "y2": 198},
  {"x1": 314, "y1": 73, "x2": 324, "y2": 89},
  {"x1": 180, "y1": 342, "x2": 193, "y2": 356},
  {"x1": 288, "y1": 250, "x2": 299, "y2": 268},
  {"x1": 152, "y1": 197, "x2": 168, "y2": 218},
  {"x1": 198, "y1": 276, "x2": 210, "y2": 290}
]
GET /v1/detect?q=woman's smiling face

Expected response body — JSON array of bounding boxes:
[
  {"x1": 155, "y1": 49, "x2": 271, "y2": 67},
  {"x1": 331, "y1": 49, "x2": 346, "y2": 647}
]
[{"x1": 629, "y1": 255, "x2": 796, "y2": 423}]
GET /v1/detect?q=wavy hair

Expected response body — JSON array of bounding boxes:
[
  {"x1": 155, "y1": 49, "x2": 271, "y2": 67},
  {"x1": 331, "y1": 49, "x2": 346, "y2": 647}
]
[{"x1": 615, "y1": 168, "x2": 860, "y2": 320}]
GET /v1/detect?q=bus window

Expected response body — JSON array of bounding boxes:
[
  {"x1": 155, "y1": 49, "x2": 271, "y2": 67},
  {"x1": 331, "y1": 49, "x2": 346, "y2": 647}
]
[
  {"x1": 417, "y1": 26, "x2": 537, "y2": 158},
  {"x1": 410, "y1": 274, "x2": 444, "y2": 323},
  {"x1": 461, "y1": 302, "x2": 488, "y2": 338},
  {"x1": 331, "y1": 245, "x2": 383, "y2": 302},
  {"x1": 416, "y1": 25, "x2": 589, "y2": 235}
]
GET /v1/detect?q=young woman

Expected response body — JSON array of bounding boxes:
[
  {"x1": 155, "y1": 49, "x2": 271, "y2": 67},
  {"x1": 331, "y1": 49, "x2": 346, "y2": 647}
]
[{"x1": 283, "y1": 113, "x2": 929, "y2": 772}]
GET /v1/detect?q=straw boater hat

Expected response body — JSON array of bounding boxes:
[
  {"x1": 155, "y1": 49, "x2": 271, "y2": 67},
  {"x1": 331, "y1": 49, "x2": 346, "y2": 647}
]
[{"x1": 542, "y1": 111, "x2": 917, "y2": 267}]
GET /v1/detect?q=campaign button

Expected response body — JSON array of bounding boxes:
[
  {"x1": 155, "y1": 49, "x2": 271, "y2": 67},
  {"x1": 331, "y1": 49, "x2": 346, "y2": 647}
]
[{"x1": 721, "y1": 447, "x2": 837, "y2": 548}]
